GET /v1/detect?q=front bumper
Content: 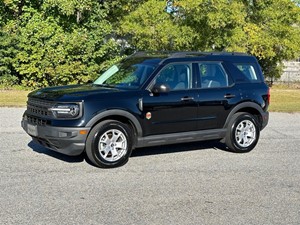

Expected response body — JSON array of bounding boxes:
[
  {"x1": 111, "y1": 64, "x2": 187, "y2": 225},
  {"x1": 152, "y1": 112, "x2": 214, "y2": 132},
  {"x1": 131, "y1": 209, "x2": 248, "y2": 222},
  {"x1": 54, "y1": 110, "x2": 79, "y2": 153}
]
[{"x1": 21, "y1": 119, "x2": 90, "y2": 156}]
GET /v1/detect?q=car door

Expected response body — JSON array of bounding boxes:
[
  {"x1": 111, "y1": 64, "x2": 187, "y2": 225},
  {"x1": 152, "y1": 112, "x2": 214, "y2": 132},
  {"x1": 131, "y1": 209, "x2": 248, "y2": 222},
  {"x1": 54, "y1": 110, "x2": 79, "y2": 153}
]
[
  {"x1": 195, "y1": 62, "x2": 239, "y2": 130},
  {"x1": 142, "y1": 63, "x2": 199, "y2": 136}
]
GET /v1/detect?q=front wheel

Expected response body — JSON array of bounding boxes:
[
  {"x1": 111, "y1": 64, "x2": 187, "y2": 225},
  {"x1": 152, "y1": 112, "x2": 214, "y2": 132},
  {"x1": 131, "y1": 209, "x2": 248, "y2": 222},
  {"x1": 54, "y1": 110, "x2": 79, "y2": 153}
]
[
  {"x1": 86, "y1": 120, "x2": 133, "y2": 168},
  {"x1": 225, "y1": 113, "x2": 260, "y2": 153}
]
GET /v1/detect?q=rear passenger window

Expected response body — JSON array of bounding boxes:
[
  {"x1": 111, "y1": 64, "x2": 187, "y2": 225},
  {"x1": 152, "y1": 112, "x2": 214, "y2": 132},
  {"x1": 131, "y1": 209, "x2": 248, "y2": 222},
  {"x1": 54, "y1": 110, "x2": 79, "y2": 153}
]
[
  {"x1": 198, "y1": 62, "x2": 230, "y2": 88},
  {"x1": 234, "y1": 64, "x2": 260, "y2": 82}
]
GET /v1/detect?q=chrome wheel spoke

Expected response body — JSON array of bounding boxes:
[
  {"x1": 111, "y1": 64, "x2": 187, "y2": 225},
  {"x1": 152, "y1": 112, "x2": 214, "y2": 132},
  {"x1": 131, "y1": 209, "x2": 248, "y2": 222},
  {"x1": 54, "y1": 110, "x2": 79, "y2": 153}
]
[
  {"x1": 237, "y1": 132, "x2": 243, "y2": 142},
  {"x1": 235, "y1": 119, "x2": 256, "y2": 148},
  {"x1": 242, "y1": 135, "x2": 249, "y2": 145},
  {"x1": 111, "y1": 148, "x2": 119, "y2": 159},
  {"x1": 102, "y1": 147, "x2": 110, "y2": 158},
  {"x1": 97, "y1": 129, "x2": 127, "y2": 162},
  {"x1": 115, "y1": 140, "x2": 125, "y2": 149},
  {"x1": 111, "y1": 130, "x2": 122, "y2": 142},
  {"x1": 246, "y1": 131, "x2": 254, "y2": 139},
  {"x1": 99, "y1": 133, "x2": 110, "y2": 146}
]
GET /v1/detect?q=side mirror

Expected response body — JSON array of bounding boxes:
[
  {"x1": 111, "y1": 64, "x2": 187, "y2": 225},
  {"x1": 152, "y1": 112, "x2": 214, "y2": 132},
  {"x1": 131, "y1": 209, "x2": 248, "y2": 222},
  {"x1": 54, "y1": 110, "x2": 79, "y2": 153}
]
[{"x1": 152, "y1": 83, "x2": 171, "y2": 94}]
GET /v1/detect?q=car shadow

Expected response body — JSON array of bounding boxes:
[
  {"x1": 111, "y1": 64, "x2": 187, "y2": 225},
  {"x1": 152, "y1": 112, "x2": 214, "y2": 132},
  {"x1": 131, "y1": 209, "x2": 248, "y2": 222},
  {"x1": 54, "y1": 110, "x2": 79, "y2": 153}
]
[
  {"x1": 28, "y1": 141, "x2": 85, "y2": 163},
  {"x1": 131, "y1": 140, "x2": 232, "y2": 157},
  {"x1": 28, "y1": 140, "x2": 233, "y2": 165}
]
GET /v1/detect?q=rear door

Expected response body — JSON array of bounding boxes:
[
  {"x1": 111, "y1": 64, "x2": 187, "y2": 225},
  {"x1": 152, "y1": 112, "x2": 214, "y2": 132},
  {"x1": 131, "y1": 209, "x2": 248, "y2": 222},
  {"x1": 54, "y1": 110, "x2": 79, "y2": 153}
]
[{"x1": 195, "y1": 62, "x2": 239, "y2": 129}]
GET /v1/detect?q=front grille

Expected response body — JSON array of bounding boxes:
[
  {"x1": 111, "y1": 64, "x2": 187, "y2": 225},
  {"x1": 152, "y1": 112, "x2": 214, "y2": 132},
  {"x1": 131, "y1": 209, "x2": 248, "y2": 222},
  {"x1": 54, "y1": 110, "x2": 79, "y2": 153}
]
[
  {"x1": 27, "y1": 115, "x2": 47, "y2": 126},
  {"x1": 27, "y1": 98, "x2": 54, "y2": 118}
]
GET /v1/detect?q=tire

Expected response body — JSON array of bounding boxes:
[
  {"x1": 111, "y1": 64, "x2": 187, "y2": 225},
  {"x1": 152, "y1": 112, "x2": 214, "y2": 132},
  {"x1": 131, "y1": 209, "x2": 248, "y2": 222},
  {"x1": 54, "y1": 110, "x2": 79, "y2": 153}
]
[
  {"x1": 225, "y1": 112, "x2": 260, "y2": 153},
  {"x1": 85, "y1": 120, "x2": 133, "y2": 168}
]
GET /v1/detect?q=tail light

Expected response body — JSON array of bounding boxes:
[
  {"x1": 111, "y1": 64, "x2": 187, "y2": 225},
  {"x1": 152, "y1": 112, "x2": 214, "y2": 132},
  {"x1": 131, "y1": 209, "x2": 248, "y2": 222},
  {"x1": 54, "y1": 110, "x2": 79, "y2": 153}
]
[
  {"x1": 262, "y1": 87, "x2": 270, "y2": 110},
  {"x1": 262, "y1": 88, "x2": 271, "y2": 111}
]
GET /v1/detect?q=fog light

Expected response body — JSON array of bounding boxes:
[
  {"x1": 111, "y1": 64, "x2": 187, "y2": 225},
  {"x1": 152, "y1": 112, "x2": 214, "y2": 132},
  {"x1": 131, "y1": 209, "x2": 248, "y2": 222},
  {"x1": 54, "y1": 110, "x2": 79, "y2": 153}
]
[{"x1": 59, "y1": 132, "x2": 68, "y2": 138}]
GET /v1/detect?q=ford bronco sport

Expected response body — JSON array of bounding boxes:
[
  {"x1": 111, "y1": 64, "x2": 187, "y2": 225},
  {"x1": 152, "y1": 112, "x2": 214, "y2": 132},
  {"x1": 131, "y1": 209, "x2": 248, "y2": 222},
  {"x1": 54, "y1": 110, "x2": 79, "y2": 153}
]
[{"x1": 22, "y1": 52, "x2": 270, "y2": 168}]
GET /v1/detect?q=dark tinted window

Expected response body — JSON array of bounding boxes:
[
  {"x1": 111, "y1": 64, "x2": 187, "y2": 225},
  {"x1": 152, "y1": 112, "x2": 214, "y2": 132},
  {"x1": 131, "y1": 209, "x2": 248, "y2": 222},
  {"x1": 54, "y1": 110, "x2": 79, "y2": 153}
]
[
  {"x1": 234, "y1": 63, "x2": 261, "y2": 82},
  {"x1": 198, "y1": 62, "x2": 230, "y2": 88},
  {"x1": 154, "y1": 63, "x2": 192, "y2": 90}
]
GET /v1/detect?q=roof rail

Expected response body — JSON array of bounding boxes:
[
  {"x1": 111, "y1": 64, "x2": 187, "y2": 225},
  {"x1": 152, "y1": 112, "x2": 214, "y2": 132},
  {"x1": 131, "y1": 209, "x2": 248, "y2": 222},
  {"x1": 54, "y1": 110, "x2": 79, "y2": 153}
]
[
  {"x1": 131, "y1": 51, "x2": 173, "y2": 57},
  {"x1": 169, "y1": 51, "x2": 249, "y2": 58},
  {"x1": 129, "y1": 51, "x2": 249, "y2": 59}
]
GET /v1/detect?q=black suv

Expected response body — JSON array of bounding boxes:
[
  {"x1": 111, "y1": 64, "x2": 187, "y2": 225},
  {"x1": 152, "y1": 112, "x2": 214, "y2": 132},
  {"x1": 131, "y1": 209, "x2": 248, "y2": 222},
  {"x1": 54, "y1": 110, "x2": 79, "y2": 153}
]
[{"x1": 22, "y1": 52, "x2": 270, "y2": 168}]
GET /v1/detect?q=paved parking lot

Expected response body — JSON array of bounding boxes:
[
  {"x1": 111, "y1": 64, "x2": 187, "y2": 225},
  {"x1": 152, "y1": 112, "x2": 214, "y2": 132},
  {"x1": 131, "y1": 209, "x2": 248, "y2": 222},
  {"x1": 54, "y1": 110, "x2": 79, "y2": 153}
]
[{"x1": 0, "y1": 108, "x2": 300, "y2": 225}]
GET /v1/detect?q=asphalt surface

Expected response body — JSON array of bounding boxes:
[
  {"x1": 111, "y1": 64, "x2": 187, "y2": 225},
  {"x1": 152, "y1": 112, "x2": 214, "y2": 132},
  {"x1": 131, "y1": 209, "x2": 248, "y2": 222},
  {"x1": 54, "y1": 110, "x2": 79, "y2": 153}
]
[{"x1": 0, "y1": 108, "x2": 299, "y2": 225}]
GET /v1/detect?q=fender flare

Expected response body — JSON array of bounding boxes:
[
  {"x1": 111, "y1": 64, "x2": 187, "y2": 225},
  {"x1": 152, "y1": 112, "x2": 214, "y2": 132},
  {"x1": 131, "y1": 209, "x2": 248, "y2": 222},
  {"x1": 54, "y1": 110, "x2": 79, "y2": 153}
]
[
  {"x1": 223, "y1": 102, "x2": 264, "y2": 128},
  {"x1": 86, "y1": 109, "x2": 143, "y2": 137}
]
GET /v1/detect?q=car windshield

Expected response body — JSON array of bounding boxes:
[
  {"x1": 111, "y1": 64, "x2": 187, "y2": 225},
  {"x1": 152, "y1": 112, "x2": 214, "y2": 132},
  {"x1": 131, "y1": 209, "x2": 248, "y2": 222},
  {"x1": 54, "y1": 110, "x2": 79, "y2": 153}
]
[{"x1": 93, "y1": 57, "x2": 161, "y2": 89}]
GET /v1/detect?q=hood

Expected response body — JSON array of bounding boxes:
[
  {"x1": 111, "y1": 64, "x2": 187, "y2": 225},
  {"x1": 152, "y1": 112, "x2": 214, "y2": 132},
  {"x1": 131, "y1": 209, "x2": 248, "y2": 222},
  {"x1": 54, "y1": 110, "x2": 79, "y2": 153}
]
[{"x1": 28, "y1": 84, "x2": 120, "y2": 101}]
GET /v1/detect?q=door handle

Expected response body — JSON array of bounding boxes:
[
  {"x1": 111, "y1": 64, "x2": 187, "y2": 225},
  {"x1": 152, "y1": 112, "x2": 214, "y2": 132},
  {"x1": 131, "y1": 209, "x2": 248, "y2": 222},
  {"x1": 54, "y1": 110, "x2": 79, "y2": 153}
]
[
  {"x1": 181, "y1": 97, "x2": 194, "y2": 101},
  {"x1": 224, "y1": 94, "x2": 236, "y2": 99}
]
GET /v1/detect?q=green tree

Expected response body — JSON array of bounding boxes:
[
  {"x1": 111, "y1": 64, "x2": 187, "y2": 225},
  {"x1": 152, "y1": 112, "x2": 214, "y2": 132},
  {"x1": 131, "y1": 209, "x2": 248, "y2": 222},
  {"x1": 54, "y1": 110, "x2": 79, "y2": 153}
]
[
  {"x1": 0, "y1": 0, "x2": 121, "y2": 88},
  {"x1": 0, "y1": 1, "x2": 20, "y2": 86},
  {"x1": 1, "y1": 0, "x2": 299, "y2": 87},
  {"x1": 120, "y1": 0, "x2": 300, "y2": 81},
  {"x1": 119, "y1": 0, "x2": 195, "y2": 51},
  {"x1": 14, "y1": 4, "x2": 119, "y2": 87}
]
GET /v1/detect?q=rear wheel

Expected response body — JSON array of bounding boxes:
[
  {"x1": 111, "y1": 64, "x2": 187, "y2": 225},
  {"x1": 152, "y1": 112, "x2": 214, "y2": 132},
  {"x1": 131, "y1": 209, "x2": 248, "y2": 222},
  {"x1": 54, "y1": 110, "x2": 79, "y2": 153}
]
[
  {"x1": 86, "y1": 120, "x2": 133, "y2": 168},
  {"x1": 225, "y1": 113, "x2": 260, "y2": 153}
]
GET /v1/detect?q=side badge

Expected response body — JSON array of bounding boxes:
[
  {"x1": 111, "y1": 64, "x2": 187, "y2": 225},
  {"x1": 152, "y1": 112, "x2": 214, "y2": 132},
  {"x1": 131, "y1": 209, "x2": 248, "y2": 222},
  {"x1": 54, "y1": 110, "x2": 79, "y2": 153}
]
[{"x1": 146, "y1": 112, "x2": 152, "y2": 120}]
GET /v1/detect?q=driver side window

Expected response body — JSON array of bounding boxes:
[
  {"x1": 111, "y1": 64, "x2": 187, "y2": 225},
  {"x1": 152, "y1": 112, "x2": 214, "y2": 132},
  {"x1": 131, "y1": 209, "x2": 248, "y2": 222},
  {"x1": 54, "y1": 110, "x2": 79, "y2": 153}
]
[{"x1": 154, "y1": 63, "x2": 192, "y2": 90}]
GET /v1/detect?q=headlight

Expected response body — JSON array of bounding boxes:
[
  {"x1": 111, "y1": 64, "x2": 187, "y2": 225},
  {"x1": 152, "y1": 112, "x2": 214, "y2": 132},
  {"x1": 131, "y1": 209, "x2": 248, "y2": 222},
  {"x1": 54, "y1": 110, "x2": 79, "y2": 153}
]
[{"x1": 48, "y1": 103, "x2": 81, "y2": 119}]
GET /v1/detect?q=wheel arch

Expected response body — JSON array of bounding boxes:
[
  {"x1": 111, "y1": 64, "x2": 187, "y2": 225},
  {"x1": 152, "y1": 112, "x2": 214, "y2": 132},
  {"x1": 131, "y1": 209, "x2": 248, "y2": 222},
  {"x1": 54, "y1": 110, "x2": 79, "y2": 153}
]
[
  {"x1": 86, "y1": 109, "x2": 142, "y2": 147},
  {"x1": 224, "y1": 102, "x2": 264, "y2": 129}
]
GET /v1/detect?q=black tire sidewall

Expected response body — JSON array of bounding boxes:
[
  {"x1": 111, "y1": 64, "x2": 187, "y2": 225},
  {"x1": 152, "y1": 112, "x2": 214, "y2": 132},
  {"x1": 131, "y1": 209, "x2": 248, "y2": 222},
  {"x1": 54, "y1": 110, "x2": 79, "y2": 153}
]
[{"x1": 86, "y1": 120, "x2": 133, "y2": 168}]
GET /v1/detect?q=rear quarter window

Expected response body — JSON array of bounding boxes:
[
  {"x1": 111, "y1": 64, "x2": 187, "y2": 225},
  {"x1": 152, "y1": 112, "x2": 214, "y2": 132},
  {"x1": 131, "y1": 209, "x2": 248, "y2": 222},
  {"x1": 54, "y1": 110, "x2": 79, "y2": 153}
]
[{"x1": 233, "y1": 63, "x2": 262, "y2": 82}]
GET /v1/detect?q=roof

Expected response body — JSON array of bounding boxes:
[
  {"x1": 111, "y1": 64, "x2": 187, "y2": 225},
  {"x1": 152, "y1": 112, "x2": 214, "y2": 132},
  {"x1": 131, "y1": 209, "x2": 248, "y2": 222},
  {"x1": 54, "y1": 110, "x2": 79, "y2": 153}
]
[{"x1": 127, "y1": 51, "x2": 256, "y2": 65}]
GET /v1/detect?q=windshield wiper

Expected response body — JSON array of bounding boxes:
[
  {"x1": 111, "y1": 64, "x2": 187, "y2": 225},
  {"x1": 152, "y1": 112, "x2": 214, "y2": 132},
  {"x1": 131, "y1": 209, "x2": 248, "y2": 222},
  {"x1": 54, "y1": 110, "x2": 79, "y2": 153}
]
[{"x1": 93, "y1": 83, "x2": 115, "y2": 88}]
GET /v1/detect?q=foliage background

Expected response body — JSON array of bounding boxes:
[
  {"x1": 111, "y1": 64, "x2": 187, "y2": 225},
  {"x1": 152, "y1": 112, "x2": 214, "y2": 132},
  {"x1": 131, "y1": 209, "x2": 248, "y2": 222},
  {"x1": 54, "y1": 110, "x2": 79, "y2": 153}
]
[{"x1": 0, "y1": 0, "x2": 300, "y2": 88}]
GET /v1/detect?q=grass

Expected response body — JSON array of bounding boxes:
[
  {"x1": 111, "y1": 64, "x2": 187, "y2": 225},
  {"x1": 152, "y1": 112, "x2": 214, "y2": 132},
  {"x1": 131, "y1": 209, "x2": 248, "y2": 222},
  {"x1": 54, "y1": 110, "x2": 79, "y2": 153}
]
[
  {"x1": 269, "y1": 87, "x2": 300, "y2": 112},
  {"x1": 0, "y1": 89, "x2": 30, "y2": 107},
  {"x1": 0, "y1": 85, "x2": 300, "y2": 112}
]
